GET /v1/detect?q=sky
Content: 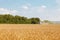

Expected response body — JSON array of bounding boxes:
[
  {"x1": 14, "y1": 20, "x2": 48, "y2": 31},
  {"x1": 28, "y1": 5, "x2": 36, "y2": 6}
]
[{"x1": 0, "y1": 0, "x2": 60, "y2": 21}]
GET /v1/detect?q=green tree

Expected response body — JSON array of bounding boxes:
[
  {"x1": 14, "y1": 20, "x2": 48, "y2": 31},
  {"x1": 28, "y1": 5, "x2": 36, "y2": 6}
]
[
  {"x1": 30, "y1": 18, "x2": 40, "y2": 24},
  {"x1": 0, "y1": 14, "x2": 40, "y2": 24}
]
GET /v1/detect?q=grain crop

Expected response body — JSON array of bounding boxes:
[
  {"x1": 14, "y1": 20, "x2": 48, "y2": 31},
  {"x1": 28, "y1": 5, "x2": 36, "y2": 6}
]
[{"x1": 0, "y1": 24, "x2": 59, "y2": 40}]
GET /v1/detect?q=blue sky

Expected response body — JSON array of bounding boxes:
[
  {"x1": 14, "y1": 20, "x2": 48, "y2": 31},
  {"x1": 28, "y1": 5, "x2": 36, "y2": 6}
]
[
  {"x1": 0, "y1": 0, "x2": 57, "y2": 9},
  {"x1": 0, "y1": 0, "x2": 60, "y2": 21}
]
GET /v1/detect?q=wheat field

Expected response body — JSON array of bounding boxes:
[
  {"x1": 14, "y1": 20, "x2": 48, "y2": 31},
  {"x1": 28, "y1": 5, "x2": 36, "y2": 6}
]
[{"x1": 0, "y1": 24, "x2": 60, "y2": 40}]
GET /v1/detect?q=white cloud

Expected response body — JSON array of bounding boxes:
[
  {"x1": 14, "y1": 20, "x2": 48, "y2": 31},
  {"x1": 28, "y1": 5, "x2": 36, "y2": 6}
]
[
  {"x1": 0, "y1": 8, "x2": 7, "y2": 11},
  {"x1": 22, "y1": 5, "x2": 29, "y2": 10},
  {"x1": 10, "y1": 10, "x2": 18, "y2": 13},
  {"x1": 41, "y1": 5, "x2": 47, "y2": 8},
  {"x1": 21, "y1": 3, "x2": 31, "y2": 10},
  {"x1": 37, "y1": 5, "x2": 47, "y2": 13},
  {"x1": 56, "y1": 0, "x2": 60, "y2": 4},
  {"x1": 0, "y1": 8, "x2": 18, "y2": 15}
]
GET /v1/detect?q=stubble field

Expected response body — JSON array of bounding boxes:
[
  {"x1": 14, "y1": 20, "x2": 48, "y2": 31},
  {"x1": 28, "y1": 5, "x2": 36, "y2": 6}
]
[{"x1": 0, "y1": 24, "x2": 60, "y2": 40}]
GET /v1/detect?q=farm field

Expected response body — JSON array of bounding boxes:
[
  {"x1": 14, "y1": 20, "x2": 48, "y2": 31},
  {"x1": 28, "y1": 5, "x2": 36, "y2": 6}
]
[{"x1": 0, "y1": 24, "x2": 60, "y2": 40}]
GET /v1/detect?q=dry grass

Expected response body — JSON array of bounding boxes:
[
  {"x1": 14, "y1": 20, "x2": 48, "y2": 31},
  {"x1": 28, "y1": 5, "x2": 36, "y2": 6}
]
[{"x1": 0, "y1": 24, "x2": 60, "y2": 40}]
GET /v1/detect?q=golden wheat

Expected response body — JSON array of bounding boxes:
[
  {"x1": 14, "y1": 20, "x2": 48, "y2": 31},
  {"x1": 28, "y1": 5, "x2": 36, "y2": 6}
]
[{"x1": 0, "y1": 24, "x2": 59, "y2": 40}]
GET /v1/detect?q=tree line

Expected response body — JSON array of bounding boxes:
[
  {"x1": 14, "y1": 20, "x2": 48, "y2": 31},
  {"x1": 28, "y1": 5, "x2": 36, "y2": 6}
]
[{"x1": 0, "y1": 14, "x2": 40, "y2": 24}]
